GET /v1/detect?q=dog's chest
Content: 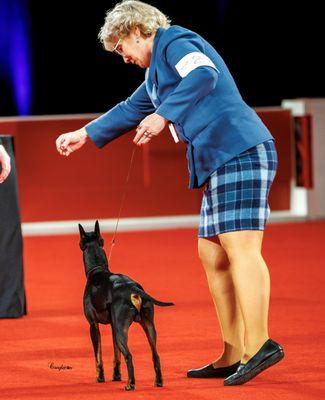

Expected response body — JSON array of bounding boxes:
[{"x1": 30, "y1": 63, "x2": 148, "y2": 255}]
[
  {"x1": 93, "y1": 308, "x2": 111, "y2": 324},
  {"x1": 84, "y1": 282, "x2": 112, "y2": 324},
  {"x1": 92, "y1": 289, "x2": 111, "y2": 322}
]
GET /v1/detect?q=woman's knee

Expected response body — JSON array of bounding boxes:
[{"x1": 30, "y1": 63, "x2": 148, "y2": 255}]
[
  {"x1": 198, "y1": 237, "x2": 229, "y2": 272},
  {"x1": 218, "y1": 230, "x2": 264, "y2": 262}
]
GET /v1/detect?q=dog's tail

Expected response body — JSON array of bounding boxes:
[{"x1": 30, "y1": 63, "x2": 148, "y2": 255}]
[{"x1": 130, "y1": 286, "x2": 174, "y2": 307}]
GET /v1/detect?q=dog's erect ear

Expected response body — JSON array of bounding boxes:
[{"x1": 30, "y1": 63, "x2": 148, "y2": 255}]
[
  {"x1": 94, "y1": 220, "x2": 100, "y2": 236},
  {"x1": 78, "y1": 224, "x2": 86, "y2": 238}
]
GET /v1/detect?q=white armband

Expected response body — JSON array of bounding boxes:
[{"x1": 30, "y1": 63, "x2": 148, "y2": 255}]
[{"x1": 175, "y1": 52, "x2": 219, "y2": 78}]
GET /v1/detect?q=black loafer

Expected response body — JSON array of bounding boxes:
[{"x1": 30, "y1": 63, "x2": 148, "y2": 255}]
[
  {"x1": 187, "y1": 361, "x2": 241, "y2": 378},
  {"x1": 224, "y1": 338, "x2": 284, "y2": 386}
]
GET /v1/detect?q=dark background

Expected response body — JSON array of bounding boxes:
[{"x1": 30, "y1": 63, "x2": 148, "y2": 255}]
[{"x1": 2, "y1": 0, "x2": 324, "y2": 116}]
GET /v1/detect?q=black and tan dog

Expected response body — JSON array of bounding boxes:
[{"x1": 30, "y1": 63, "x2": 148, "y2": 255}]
[{"x1": 79, "y1": 221, "x2": 174, "y2": 391}]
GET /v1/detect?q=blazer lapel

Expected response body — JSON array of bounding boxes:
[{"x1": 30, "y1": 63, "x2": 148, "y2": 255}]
[{"x1": 145, "y1": 28, "x2": 166, "y2": 107}]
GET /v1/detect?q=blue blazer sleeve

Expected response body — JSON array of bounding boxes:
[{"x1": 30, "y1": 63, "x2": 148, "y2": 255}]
[
  {"x1": 85, "y1": 81, "x2": 156, "y2": 148},
  {"x1": 155, "y1": 37, "x2": 219, "y2": 123}
]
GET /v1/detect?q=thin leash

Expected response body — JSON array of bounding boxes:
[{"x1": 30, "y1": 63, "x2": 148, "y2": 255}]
[{"x1": 108, "y1": 146, "x2": 137, "y2": 262}]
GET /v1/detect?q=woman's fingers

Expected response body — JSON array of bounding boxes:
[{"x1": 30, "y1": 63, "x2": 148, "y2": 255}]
[
  {"x1": 0, "y1": 158, "x2": 11, "y2": 183},
  {"x1": 60, "y1": 136, "x2": 70, "y2": 150},
  {"x1": 56, "y1": 134, "x2": 71, "y2": 151},
  {"x1": 137, "y1": 136, "x2": 150, "y2": 146},
  {"x1": 134, "y1": 113, "x2": 167, "y2": 146},
  {"x1": 134, "y1": 124, "x2": 156, "y2": 146},
  {"x1": 56, "y1": 129, "x2": 88, "y2": 155},
  {"x1": 56, "y1": 135, "x2": 66, "y2": 152},
  {"x1": 133, "y1": 125, "x2": 147, "y2": 144},
  {"x1": 56, "y1": 133, "x2": 78, "y2": 155},
  {"x1": 0, "y1": 145, "x2": 11, "y2": 183},
  {"x1": 63, "y1": 145, "x2": 74, "y2": 156}
]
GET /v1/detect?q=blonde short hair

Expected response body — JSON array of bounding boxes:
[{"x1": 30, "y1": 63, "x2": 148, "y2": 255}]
[{"x1": 99, "y1": 0, "x2": 171, "y2": 50}]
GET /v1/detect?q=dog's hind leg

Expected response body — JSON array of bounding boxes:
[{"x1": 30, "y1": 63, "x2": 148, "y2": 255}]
[
  {"x1": 111, "y1": 326, "x2": 122, "y2": 381},
  {"x1": 90, "y1": 323, "x2": 105, "y2": 383},
  {"x1": 112, "y1": 304, "x2": 136, "y2": 391},
  {"x1": 140, "y1": 307, "x2": 163, "y2": 387}
]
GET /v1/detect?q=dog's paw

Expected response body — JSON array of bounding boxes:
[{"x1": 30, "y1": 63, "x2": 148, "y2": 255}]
[
  {"x1": 96, "y1": 376, "x2": 105, "y2": 383},
  {"x1": 155, "y1": 380, "x2": 163, "y2": 387},
  {"x1": 112, "y1": 374, "x2": 121, "y2": 381},
  {"x1": 124, "y1": 383, "x2": 135, "y2": 391}
]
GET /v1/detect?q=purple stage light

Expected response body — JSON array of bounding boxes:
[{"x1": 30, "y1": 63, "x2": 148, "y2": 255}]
[{"x1": 0, "y1": 0, "x2": 31, "y2": 115}]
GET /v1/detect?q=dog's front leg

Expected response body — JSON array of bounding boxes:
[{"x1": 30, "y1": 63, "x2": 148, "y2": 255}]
[
  {"x1": 111, "y1": 326, "x2": 121, "y2": 381},
  {"x1": 90, "y1": 323, "x2": 105, "y2": 382}
]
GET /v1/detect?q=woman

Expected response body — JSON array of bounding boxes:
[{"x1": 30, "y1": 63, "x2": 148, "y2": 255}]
[{"x1": 55, "y1": 0, "x2": 284, "y2": 386}]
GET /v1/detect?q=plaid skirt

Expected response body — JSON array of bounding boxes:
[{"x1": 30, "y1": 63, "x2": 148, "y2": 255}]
[{"x1": 198, "y1": 139, "x2": 278, "y2": 237}]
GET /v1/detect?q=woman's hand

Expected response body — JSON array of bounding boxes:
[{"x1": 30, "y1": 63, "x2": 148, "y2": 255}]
[
  {"x1": 0, "y1": 145, "x2": 11, "y2": 184},
  {"x1": 133, "y1": 113, "x2": 168, "y2": 146},
  {"x1": 55, "y1": 128, "x2": 88, "y2": 156}
]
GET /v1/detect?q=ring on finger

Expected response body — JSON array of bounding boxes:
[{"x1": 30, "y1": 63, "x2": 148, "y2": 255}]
[{"x1": 144, "y1": 131, "x2": 153, "y2": 138}]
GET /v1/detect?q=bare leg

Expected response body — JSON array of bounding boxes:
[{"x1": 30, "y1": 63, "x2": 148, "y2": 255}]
[
  {"x1": 218, "y1": 230, "x2": 270, "y2": 363},
  {"x1": 198, "y1": 237, "x2": 245, "y2": 366}
]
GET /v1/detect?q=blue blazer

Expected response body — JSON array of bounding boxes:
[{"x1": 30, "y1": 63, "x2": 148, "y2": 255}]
[{"x1": 86, "y1": 25, "x2": 273, "y2": 189}]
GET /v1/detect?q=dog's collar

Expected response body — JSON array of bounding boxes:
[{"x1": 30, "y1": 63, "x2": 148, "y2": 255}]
[{"x1": 86, "y1": 266, "x2": 108, "y2": 278}]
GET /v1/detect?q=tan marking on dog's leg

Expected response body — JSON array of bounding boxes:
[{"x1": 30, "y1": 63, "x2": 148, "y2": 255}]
[
  {"x1": 96, "y1": 340, "x2": 102, "y2": 369},
  {"x1": 95, "y1": 326, "x2": 104, "y2": 381},
  {"x1": 130, "y1": 293, "x2": 142, "y2": 312}
]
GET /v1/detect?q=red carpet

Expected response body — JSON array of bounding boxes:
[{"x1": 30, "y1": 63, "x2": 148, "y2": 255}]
[{"x1": 1, "y1": 221, "x2": 325, "y2": 399}]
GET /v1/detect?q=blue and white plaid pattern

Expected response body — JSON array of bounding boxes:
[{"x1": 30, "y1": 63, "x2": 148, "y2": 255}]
[{"x1": 198, "y1": 139, "x2": 278, "y2": 237}]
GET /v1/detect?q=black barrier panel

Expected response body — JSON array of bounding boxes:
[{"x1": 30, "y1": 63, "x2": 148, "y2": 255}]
[{"x1": 0, "y1": 135, "x2": 27, "y2": 318}]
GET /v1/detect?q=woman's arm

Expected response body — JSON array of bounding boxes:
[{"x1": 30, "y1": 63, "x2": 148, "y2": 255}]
[
  {"x1": 133, "y1": 35, "x2": 220, "y2": 146},
  {"x1": 55, "y1": 81, "x2": 155, "y2": 156},
  {"x1": 85, "y1": 81, "x2": 156, "y2": 148},
  {"x1": 156, "y1": 36, "x2": 220, "y2": 123}
]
